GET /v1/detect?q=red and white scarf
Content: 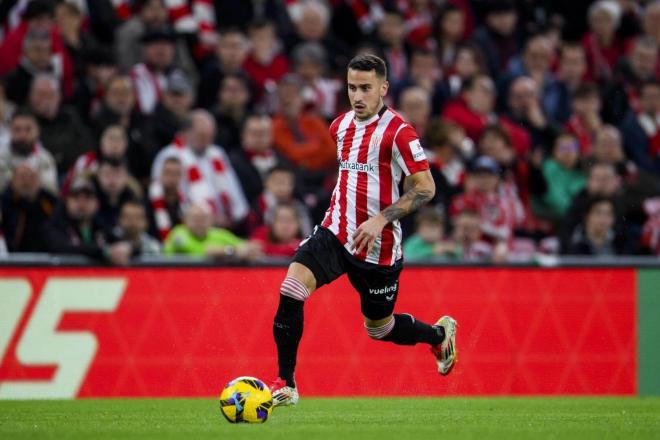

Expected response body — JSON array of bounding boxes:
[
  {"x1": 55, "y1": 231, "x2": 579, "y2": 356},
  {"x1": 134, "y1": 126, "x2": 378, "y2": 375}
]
[
  {"x1": 62, "y1": 151, "x2": 98, "y2": 196},
  {"x1": 642, "y1": 197, "x2": 660, "y2": 255},
  {"x1": 130, "y1": 63, "x2": 165, "y2": 115},
  {"x1": 149, "y1": 180, "x2": 185, "y2": 240},
  {"x1": 153, "y1": 137, "x2": 249, "y2": 223}
]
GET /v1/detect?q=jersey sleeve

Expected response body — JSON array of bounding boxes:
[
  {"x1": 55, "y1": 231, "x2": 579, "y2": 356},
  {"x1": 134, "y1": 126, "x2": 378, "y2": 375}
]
[
  {"x1": 329, "y1": 114, "x2": 343, "y2": 143},
  {"x1": 392, "y1": 124, "x2": 429, "y2": 176}
]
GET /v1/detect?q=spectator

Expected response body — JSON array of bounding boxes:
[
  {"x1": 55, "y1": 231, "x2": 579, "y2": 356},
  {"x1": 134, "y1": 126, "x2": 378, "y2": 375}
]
[
  {"x1": 640, "y1": 197, "x2": 660, "y2": 255},
  {"x1": 149, "y1": 155, "x2": 186, "y2": 241},
  {"x1": 229, "y1": 114, "x2": 280, "y2": 205},
  {"x1": 0, "y1": 1, "x2": 73, "y2": 96},
  {"x1": 375, "y1": 9, "x2": 411, "y2": 85},
  {"x1": 197, "y1": 27, "x2": 249, "y2": 109},
  {"x1": 502, "y1": 34, "x2": 570, "y2": 124},
  {"x1": 559, "y1": 161, "x2": 625, "y2": 253},
  {"x1": 93, "y1": 157, "x2": 143, "y2": 231},
  {"x1": 403, "y1": 207, "x2": 448, "y2": 261},
  {"x1": 0, "y1": 110, "x2": 57, "y2": 194},
  {"x1": 441, "y1": 43, "x2": 487, "y2": 99},
  {"x1": 505, "y1": 76, "x2": 559, "y2": 151},
  {"x1": 424, "y1": 120, "x2": 468, "y2": 207},
  {"x1": 250, "y1": 203, "x2": 302, "y2": 258},
  {"x1": 642, "y1": 1, "x2": 660, "y2": 48},
  {"x1": 110, "y1": 199, "x2": 161, "y2": 257},
  {"x1": 130, "y1": 29, "x2": 189, "y2": 115},
  {"x1": 272, "y1": 74, "x2": 336, "y2": 173},
  {"x1": 401, "y1": 0, "x2": 435, "y2": 48},
  {"x1": 292, "y1": 42, "x2": 342, "y2": 120},
  {"x1": 248, "y1": 165, "x2": 313, "y2": 236},
  {"x1": 442, "y1": 75, "x2": 531, "y2": 155},
  {"x1": 164, "y1": 201, "x2": 261, "y2": 261},
  {"x1": 0, "y1": 81, "x2": 14, "y2": 150},
  {"x1": 210, "y1": 73, "x2": 252, "y2": 152},
  {"x1": 398, "y1": 86, "x2": 431, "y2": 141},
  {"x1": 1, "y1": 162, "x2": 57, "y2": 252},
  {"x1": 433, "y1": 4, "x2": 466, "y2": 71},
  {"x1": 4, "y1": 30, "x2": 56, "y2": 105},
  {"x1": 286, "y1": 0, "x2": 350, "y2": 74},
  {"x1": 605, "y1": 36, "x2": 658, "y2": 123},
  {"x1": 393, "y1": 49, "x2": 445, "y2": 115},
  {"x1": 477, "y1": 125, "x2": 531, "y2": 221},
  {"x1": 619, "y1": 80, "x2": 660, "y2": 175},
  {"x1": 565, "y1": 83, "x2": 604, "y2": 155},
  {"x1": 72, "y1": 47, "x2": 118, "y2": 124},
  {"x1": 472, "y1": 0, "x2": 520, "y2": 81},
  {"x1": 450, "y1": 156, "x2": 524, "y2": 245},
  {"x1": 42, "y1": 177, "x2": 132, "y2": 265},
  {"x1": 152, "y1": 70, "x2": 194, "y2": 149},
  {"x1": 115, "y1": 0, "x2": 196, "y2": 83},
  {"x1": 591, "y1": 125, "x2": 660, "y2": 228},
  {"x1": 28, "y1": 74, "x2": 92, "y2": 176},
  {"x1": 93, "y1": 75, "x2": 155, "y2": 180},
  {"x1": 151, "y1": 110, "x2": 249, "y2": 229},
  {"x1": 532, "y1": 133, "x2": 587, "y2": 224},
  {"x1": 447, "y1": 208, "x2": 499, "y2": 261},
  {"x1": 63, "y1": 124, "x2": 129, "y2": 196},
  {"x1": 582, "y1": 1, "x2": 626, "y2": 82},
  {"x1": 54, "y1": 1, "x2": 95, "y2": 81},
  {"x1": 211, "y1": 0, "x2": 292, "y2": 32},
  {"x1": 557, "y1": 42, "x2": 589, "y2": 95},
  {"x1": 565, "y1": 195, "x2": 627, "y2": 255},
  {"x1": 242, "y1": 19, "x2": 289, "y2": 101}
]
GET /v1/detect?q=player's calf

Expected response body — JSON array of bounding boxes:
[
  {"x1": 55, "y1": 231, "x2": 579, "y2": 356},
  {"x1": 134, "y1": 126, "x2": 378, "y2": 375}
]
[
  {"x1": 365, "y1": 313, "x2": 444, "y2": 345},
  {"x1": 273, "y1": 277, "x2": 309, "y2": 392}
]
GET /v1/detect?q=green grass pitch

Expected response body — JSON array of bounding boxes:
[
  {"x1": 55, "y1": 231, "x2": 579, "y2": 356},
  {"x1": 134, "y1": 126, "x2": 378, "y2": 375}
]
[{"x1": 1, "y1": 397, "x2": 659, "y2": 440}]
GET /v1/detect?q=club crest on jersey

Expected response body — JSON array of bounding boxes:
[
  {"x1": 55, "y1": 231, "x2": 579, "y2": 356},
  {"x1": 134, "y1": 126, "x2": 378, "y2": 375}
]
[
  {"x1": 339, "y1": 160, "x2": 377, "y2": 173},
  {"x1": 370, "y1": 134, "x2": 382, "y2": 149}
]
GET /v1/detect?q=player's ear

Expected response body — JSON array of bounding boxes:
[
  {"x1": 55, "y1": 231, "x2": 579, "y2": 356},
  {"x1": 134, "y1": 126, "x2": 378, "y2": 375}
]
[{"x1": 380, "y1": 79, "x2": 389, "y2": 98}]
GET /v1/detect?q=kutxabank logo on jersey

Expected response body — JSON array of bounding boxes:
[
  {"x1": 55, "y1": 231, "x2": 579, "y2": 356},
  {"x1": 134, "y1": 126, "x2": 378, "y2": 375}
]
[{"x1": 339, "y1": 160, "x2": 378, "y2": 173}]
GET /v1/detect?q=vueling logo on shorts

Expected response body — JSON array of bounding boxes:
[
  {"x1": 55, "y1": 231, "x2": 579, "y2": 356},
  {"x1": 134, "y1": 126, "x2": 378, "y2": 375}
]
[
  {"x1": 369, "y1": 283, "x2": 397, "y2": 301},
  {"x1": 339, "y1": 160, "x2": 377, "y2": 173}
]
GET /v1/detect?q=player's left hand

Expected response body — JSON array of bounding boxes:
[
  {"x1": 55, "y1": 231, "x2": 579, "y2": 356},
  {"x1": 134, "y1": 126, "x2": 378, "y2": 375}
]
[{"x1": 352, "y1": 214, "x2": 388, "y2": 254}]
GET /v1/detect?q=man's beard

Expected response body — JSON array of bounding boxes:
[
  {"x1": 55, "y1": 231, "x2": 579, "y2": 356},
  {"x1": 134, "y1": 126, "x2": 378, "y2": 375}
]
[{"x1": 10, "y1": 141, "x2": 33, "y2": 156}]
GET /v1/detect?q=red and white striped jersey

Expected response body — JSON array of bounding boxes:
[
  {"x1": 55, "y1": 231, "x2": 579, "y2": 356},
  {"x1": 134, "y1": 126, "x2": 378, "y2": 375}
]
[{"x1": 321, "y1": 107, "x2": 429, "y2": 266}]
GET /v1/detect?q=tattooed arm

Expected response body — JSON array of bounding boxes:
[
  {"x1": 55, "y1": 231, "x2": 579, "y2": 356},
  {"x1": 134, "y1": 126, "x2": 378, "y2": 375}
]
[{"x1": 352, "y1": 170, "x2": 435, "y2": 254}]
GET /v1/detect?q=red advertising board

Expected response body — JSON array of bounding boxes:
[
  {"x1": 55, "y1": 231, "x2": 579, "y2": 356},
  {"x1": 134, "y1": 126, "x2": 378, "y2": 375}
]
[{"x1": 0, "y1": 267, "x2": 636, "y2": 398}]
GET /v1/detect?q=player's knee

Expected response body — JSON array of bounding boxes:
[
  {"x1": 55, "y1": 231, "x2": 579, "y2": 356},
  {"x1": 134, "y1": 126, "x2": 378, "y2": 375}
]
[
  {"x1": 364, "y1": 317, "x2": 395, "y2": 340},
  {"x1": 280, "y1": 276, "x2": 311, "y2": 302}
]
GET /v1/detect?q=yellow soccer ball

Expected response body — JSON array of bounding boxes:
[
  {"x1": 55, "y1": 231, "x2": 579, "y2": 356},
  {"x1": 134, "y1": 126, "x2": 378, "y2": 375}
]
[{"x1": 219, "y1": 376, "x2": 273, "y2": 423}]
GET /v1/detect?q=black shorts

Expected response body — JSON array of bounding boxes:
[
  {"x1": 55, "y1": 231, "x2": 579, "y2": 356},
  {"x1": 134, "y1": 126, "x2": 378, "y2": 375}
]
[{"x1": 292, "y1": 226, "x2": 403, "y2": 320}]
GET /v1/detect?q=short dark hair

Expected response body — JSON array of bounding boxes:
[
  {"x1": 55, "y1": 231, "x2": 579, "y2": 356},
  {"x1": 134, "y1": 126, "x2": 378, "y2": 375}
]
[
  {"x1": 641, "y1": 79, "x2": 660, "y2": 93},
  {"x1": 425, "y1": 120, "x2": 460, "y2": 149},
  {"x1": 23, "y1": 0, "x2": 54, "y2": 21},
  {"x1": 11, "y1": 109, "x2": 38, "y2": 124},
  {"x1": 585, "y1": 195, "x2": 615, "y2": 216},
  {"x1": 480, "y1": 124, "x2": 511, "y2": 146},
  {"x1": 120, "y1": 198, "x2": 146, "y2": 214},
  {"x1": 415, "y1": 206, "x2": 444, "y2": 229},
  {"x1": 267, "y1": 164, "x2": 294, "y2": 178},
  {"x1": 347, "y1": 53, "x2": 387, "y2": 79},
  {"x1": 572, "y1": 82, "x2": 600, "y2": 100},
  {"x1": 163, "y1": 155, "x2": 182, "y2": 166},
  {"x1": 586, "y1": 160, "x2": 616, "y2": 177},
  {"x1": 98, "y1": 156, "x2": 128, "y2": 169}
]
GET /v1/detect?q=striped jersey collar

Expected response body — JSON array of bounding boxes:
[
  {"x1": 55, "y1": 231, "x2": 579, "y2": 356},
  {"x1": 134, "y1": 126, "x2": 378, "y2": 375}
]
[{"x1": 353, "y1": 105, "x2": 388, "y2": 126}]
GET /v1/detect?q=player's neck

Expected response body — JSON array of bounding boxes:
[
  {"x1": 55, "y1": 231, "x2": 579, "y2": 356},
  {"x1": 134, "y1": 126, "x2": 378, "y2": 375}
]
[{"x1": 354, "y1": 103, "x2": 386, "y2": 124}]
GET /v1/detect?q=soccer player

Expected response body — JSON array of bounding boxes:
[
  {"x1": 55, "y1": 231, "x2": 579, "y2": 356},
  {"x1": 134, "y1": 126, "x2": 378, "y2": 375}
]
[{"x1": 270, "y1": 54, "x2": 457, "y2": 406}]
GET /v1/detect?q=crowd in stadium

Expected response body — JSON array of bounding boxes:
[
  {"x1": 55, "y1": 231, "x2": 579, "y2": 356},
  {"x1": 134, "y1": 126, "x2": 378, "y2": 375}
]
[{"x1": 1, "y1": 0, "x2": 660, "y2": 264}]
